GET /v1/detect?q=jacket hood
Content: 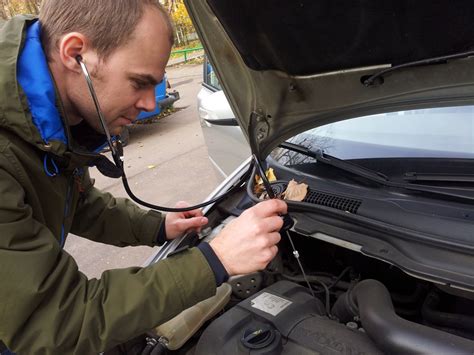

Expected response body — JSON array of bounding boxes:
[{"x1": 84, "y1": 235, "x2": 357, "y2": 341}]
[
  {"x1": 185, "y1": 0, "x2": 474, "y2": 159},
  {"x1": 0, "y1": 16, "x2": 57, "y2": 152}
]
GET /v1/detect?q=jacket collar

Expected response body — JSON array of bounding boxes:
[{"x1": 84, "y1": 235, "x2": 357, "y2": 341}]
[{"x1": 17, "y1": 20, "x2": 68, "y2": 145}]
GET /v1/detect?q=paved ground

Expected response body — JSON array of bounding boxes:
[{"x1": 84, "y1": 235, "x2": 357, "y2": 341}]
[{"x1": 64, "y1": 63, "x2": 222, "y2": 279}]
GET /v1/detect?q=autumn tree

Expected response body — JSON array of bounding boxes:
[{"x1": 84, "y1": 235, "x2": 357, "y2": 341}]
[
  {"x1": 167, "y1": 0, "x2": 198, "y2": 46},
  {"x1": 0, "y1": 0, "x2": 8, "y2": 19},
  {"x1": 1, "y1": 0, "x2": 198, "y2": 48},
  {"x1": 1, "y1": 0, "x2": 40, "y2": 18},
  {"x1": 162, "y1": 0, "x2": 178, "y2": 13}
]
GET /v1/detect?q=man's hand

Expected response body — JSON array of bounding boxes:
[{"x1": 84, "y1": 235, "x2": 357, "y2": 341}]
[
  {"x1": 209, "y1": 199, "x2": 288, "y2": 276},
  {"x1": 165, "y1": 201, "x2": 208, "y2": 240}
]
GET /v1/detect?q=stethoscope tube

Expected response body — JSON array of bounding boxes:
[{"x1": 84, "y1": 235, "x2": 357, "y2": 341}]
[
  {"x1": 76, "y1": 55, "x2": 119, "y2": 160},
  {"x1": 76, "y1": 55, "x2": 252, "y2": 212}
]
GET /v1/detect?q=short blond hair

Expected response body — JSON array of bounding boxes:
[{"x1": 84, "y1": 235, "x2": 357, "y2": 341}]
[{"x1": 39, "y1": 0, "x2": 174, "y2": 59}]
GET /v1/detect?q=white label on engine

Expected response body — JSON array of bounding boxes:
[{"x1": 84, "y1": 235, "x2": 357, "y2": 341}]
[{"x1": 250, "y1": 292, "x2": 292, "y2": 316}]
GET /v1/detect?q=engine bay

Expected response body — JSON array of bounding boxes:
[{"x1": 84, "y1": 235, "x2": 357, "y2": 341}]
[
  {"x1": 189, "y1": 211, "x2": 474, "y2": 354},
  {"x1": 112, "y1": 172, "x2": 474, "y2": 354},
  {"x1": 196, "y1": 280, "x2": 380, "y2": 354},
  {"x1": 133, "y1": 183, "x2": 474, "y2": 354}
]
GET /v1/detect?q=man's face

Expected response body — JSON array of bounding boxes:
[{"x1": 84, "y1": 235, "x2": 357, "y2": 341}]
[{"x1": 71, "y1": 8, "x2": 172, "y2": 135}]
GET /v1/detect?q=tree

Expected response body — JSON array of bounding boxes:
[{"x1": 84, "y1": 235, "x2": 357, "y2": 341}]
[
  {"x1": 0, "y1": 0, "x2": 8, "y2": 19},
  {"x1": 1, "y1": 0, "x2": 41, "y2": 18},
  {"x1": 169, "y1": 0, "x2": 196, "y2": 46},
  {"x1": 1, "y1": 0, "x2": 198, "y2": 47},
  {"x1": 162, "y1": 0, "x2": 178, "y2": 13}
]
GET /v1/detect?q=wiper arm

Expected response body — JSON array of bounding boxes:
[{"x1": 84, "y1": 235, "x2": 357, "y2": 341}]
[
  {"x1": 404, "y1": 172, "x2": 474, "y2": 183},
  {"x1": 278, "y1": 142, "x2": 474, "y2": 202},
  {"x1": 279, "y1": 142, "x2": 389, "y2": 183},
  {"x1": 315, "y1": 149, "x2": 390, "y2": 182}
]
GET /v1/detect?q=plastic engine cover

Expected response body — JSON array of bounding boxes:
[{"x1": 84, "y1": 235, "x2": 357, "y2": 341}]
[{"x1": 195, "y1": 280, "x2": 380, "y2": 354}]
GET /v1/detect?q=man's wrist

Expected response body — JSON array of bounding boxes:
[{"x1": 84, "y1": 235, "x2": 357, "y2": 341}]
[
  {"x1": 156, "y1": 222, "x2": 167, "y2": 245},
  {"x1": 197, "y1": 242, "x2": 229, "y2": 286}
]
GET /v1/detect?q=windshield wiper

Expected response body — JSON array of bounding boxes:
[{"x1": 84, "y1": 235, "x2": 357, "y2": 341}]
[
  {"x1": 279, "y1": 142, "x2": 389, "y2": 183},
  {"x1": 404, "y1": 172, "x2": 474, "y2": 183},
  {"x1": 278, "y1": 142, "x2": 474, "y2": 202}
]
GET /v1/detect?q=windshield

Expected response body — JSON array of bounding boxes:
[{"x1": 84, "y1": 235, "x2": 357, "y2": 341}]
[{"x1": 273, "y1": 106, "x2": 474, "y2": 166}]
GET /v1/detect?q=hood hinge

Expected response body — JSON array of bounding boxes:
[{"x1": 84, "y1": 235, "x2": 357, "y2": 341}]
[{"x1": 248, "y1": 109, "x2": 270, "y2": 157}]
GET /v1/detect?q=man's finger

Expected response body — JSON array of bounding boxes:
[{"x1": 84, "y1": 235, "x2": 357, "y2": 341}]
[
  {"x1": 184, "y1": 209, "x2": 204, "y2": 218},
  {"x1": 175, "y1": 201, "x2": 190, "y2": 208},
  {"x1": 263, "y1": 215, "x2": 285, "y2": 232},
  {"x1": 253, "y1": 199, "x2": 287, "y2": 218},
  {"x1": 266, "y1": 232, "x2": 281, "y2": 246},
  {"x1": 175, "y1": 201, "x2": 203, "y2": 217},
  {"x1": 176, "y1": 216, "x2": 208, "y2": 231}
]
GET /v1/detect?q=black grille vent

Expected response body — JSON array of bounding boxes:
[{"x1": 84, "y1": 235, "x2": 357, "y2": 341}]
[
  {"x1": 271, "y1": 182, "x2": 362, "y2": 214},
  {"x1": 303, "y1": 190, "x2": 361, "y2": 214}
]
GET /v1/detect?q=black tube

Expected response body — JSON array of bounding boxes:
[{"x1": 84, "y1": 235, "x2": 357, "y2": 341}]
[
  {"x1": 428, "y1": 324, "x2": 474, "y2": 341},
  {"x1": 390, "y1": 283, "x2": 427, "y2": 305},
  {"x1": 422, "y1": 291, "x2": 474, "y2": 334},
  {"x1": 149, "y1": 342, "x2": 167, "y2": 355},
  {"x1": 140, "y1": 336, "x2": 158, "y2": 355},
  {"x1": 351, "y1": 280, "x2": 474, "y2": 354},
  {"x1": 121, "y1": 158, "x2": 254, "y2": 212},
  {"x1": 141, "y1": 344, "x2": 154, "y2": 355}
]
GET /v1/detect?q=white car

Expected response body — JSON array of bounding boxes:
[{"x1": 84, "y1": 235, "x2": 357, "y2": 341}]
[{"x1": 197, "y1": 57, "x2": 250, "y2": 178}]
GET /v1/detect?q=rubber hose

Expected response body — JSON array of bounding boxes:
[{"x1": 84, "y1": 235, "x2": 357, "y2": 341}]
[
  {"x1": 351, "y1": 279, "x2": 474, "y2": 354},
  {"x1": 150, "y1": 342, "x2": 167, "y2": 355},
  {"x1": 422, "y1": 291, "x2": 474, "y2": 333}
]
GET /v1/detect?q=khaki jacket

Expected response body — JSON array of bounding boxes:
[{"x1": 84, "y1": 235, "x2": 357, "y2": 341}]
[{"x1": 0, "y1": 16, "x2": 215, "y2": 354}]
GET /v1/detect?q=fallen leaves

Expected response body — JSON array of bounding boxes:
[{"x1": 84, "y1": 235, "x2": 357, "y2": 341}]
[
  {"x1": 254, "y1": 168, "x2": 308, "y2": 201},
  {"x1": 283, "y1": 179, "x2": 308, "y2": 202},
  {"x1": 254, "y1": 168, "x2": 277, "y2": 195}
]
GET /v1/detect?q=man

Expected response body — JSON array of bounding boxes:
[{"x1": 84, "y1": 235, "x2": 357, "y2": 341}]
[{"x1": 0, "y1": 0, "x2": 287, "y2": 353}]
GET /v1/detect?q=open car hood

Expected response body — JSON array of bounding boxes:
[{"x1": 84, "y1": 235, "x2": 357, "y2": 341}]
[{"x1": 185, "y1": 0, "x2": 474, "y2": 159}]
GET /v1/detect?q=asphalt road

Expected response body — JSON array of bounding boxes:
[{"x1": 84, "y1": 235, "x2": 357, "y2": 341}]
[{"x1": 64, "y1": 63, "x2": 222, "y2": 279}]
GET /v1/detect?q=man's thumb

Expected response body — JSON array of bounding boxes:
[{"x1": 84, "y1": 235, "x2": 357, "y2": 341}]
[{"x1": 179, "y1": 216, "x2": 208, "y2": 230}]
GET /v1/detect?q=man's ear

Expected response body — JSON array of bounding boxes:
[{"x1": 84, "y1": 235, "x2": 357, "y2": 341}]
[{"x1": 58, "y1": 32, "x2": 94, "y2": 73}]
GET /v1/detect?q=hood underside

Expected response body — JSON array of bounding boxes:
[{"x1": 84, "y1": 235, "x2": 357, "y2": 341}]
[{"x1": 186, "y1": 0, "x2": 474, "y2": 158}]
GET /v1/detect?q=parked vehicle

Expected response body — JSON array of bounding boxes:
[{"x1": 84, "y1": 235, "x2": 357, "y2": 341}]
[
  {"x1": 197, "y1": 57, "x2": 249, "y2": 178},
  {"x1": 136, "y1": 74, "x2": 179, "y2": 121},
  {"x1": 121, "y1": 73, "x2": 180, "y2": 144},
  {"x1": 140, "y1": 1, "x2": 474, "y2": 354}
]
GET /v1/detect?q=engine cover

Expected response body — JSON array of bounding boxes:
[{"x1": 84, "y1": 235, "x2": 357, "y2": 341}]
[{"x1": 195, "y1": 281, "x2": 380, "y2": 354}]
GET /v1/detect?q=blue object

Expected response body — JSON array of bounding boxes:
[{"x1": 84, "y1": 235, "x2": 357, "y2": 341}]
[
  {"x1": 43, "y1": 155, "x2": 59, "y2": 177},
  {"x1": 17, "y1": 21, "x2": 67, "y2": 145},
  {"x1": 136, "y1": 75, "x2": 179, "y2": 121}
]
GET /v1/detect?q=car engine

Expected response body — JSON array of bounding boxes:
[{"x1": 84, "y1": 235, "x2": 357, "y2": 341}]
[
  {"x1": 112, "y1": 190, "x2": 474, "y2": 355},
  {"x1": 191, "y1": 212, "x2": 474, "y2": 354},
  {"x1": 195, "y1": 280, "x2": 381, "y2": 354}
]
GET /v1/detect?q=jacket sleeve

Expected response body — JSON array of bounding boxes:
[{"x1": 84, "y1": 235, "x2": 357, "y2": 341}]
[
  {"x1": 70, "y1": 170, "x2": 164, "y2": 247},
  {"x1": 0, "y1": 167, "x2": 216, "y2": 354}
]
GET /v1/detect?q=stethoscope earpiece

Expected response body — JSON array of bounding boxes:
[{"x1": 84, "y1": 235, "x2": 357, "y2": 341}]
[{"x1": 75, "y1": 55, "x2": 83, "y2": 65}]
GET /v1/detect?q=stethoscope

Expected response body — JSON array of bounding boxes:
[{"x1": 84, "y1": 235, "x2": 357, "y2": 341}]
[
  {"x1": 75, "y1": 55, "x2": 252, "y2": 212},
  {"x1": 76, "y1": 56, "x2": 316, "y2": 294}
]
